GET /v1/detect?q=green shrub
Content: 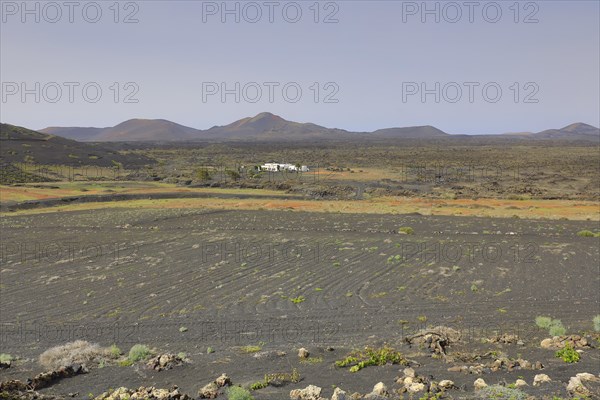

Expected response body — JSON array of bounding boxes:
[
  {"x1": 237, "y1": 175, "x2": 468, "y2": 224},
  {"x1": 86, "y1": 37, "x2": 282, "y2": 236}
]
[
  {"x1": 225, "y1": 170, "x2": 241, "y2": 181},
  {"x1": 535, "y1": 316, "x2": 566, "y2": 336},
  {"x1": 476, "y1": 385, "x2": 527, "y2": 400},
  {"x1": 128, "y1": 344, "x2": 151, "y2": 362},
  {"x1": 249, "y1": 381, "x2": 268, "y2": 391},
  {"x1": 335, "y1": 346, "x2": 407, "y2": 372},
  {"x1": 398, "y1": 227, "x2": 414, "y2": 235},
  {"x1": 593, "y1": 315, "x2": 600, "y2": 332},
  {"x1": 576, "y1": 230, "x2": 599, "y2": 237},
  {"x1": 226, "y1": 386, "x2": 255, "y2": 400},
  {"x1": 290, "y1": 295, "x2": 306, "y2": 304},
  {"x1": 549, "y1": 320, "x2": 566, "y2": 336},
  {"x1": 264, "y1": 368, "x2": 300, "y2": 384},
  {"x1": 250, "y1": 368, "x2": 300, "y2": 390},
  {"x1": 0, "y1": 354, "x2": 13, "y2": 363},
  {"x1": 300, "y1": 356, "x2": 323, "y2": 364},
  {"x1": 535, "y1": 316, "x2": 553, "y2": 329},
  {"x1": 109, "y1": 344, "x2": 121, "y2": 358},
  {"x1": 556, "y1": 343, "x2": 580, "y2": 363},
  {"x1": 196, "y1": 169, "x2": 212, "y2": 181},
  {"x1": 240, "y1": 345, "x2": 261, "y2": 353}
]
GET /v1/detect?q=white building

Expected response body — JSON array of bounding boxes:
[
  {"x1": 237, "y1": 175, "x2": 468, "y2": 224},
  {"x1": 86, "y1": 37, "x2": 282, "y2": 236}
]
[{"x1": 260, "y1": 163, "x2": 309, "y2": 172}]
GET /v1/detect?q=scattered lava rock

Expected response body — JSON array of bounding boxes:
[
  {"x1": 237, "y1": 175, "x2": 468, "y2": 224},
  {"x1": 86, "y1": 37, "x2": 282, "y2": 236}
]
[
  {"x1": 145, "y1": 353, "x2": 186, "y2": 371},
  {"x1": 95, "y1": 386, "x2": 191, "y2": 400},
  {"x1": 198, "y1": 373, "x2": 231, "y2": 399},
  {"x1": 487, "y1": 333, "x2": 521, "y2": 344},
  {"x1": 540, "y1": 334, "x2": 593, "y2": 349},
  {"x1": 404, "y1": 326, "x2": 461, "y2": 356},
  {"x1": 567, "y1": 373, "x2": 600, "y2": 397},
  {"x1": 289, "y1": 384, "x2": 327, "y2": 400},
  {"x1": 0, "y1": 364, "x2": 88, "y2": 391}
]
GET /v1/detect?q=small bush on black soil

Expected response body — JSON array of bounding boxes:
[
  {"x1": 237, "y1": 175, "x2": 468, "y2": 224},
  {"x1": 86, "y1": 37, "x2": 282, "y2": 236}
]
[
  {"x1": 225, "y1": 170, "x2": 241, "y2": 181},
  {"x1": 418, "y1": 394, "x2": 443, "y2": 400},
  {"x1": 476, "y1": 385, "x2": 527, "y2": 400},
  {"x1": 290, "y1": 295, "x2": 306, "y2": 304},
  {"x1": 39, "y1": 340, "x2": 113, "y2": 369},
  {"x1": 576, "y1": 230, "x2": 599, "y2": 237},
  {"x1": 250, "y1": 368, "x2": 300, "y2": 390},
  {"x1": 335, "y1": 346, "x2": 408, "y2": 372},
  {"x1": 549, "y1": 320, "x2": 566, "y2": 336},
  {"x1": 555, "y1": 343, "x2": 580, "y2": 363},
  {"x1": 593, "y1": 315, "x2": 600, "y2": 332},
  {"x1": 249, "y1": 381, "x2": 269, "y2": 390},
  {"x1": 535, "y1": 316, "x2": 566, "y2": 336},
  {"x1": 0, "y1": 354, "x2": 13, "y2": 363},
  {"x1": 398, "y1": 226, "x2": 414, "y2": 235},
  {"x1": 128, "y1": 344, "x2": 151, "y2": 362},
  {"x1": 226, "y1": 386, "x2": 255, "y2": 400},
  {"x1": 300, "y1": 356, "x2": 323, "y2": 364},
  {"x1": 196, "y1": 169, "x2": 212, "y2": 181},
  {"x1": 535, "y1": 316, "x2": 552, "y2": 329},
  {"x1": 240, "y1": 345, "x2": 262, "y2": 353},
  {"x1": 109, "y1": 344, "x2": 121, "y2": 358},
  {"x1": 264, "y1": 368, "x2": 300, "y2": 385}
]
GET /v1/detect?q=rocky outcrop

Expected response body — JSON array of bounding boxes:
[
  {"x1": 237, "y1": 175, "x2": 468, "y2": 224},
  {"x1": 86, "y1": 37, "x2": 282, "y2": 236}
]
[
  {"x1": 95, "y1": 386, "x2": 191, "y2": 400},
  {"x1": 404, "y1": 326, "x2": 461, "y2": 356},
  {"x1": 198, "y1": 374, "x2": 231, "y2": 399},
  {"x1": 298, "y1": 348, "x2": 310, "y2": 358},
  {"x1": 289, "y1": 384, "x2": 327, "y2": 400},
  {"x1": 540, "y1": 335, "x2": 592, "y2": 349},
  {"x1": 533, "y1": 374, "x2": 551, "y2": 386},
  {"x1": 146, "y1": 353, "x2": 186, "y2": 371},
  {"x1": 0, "y1": 364, "x2": 87, "y2": 391},
  {"x1": 567, "y1": 373, "x2": 600, "y2": 397},
  {"x1": 473, "y1": 378, "x2": 487, "y2": 390}
]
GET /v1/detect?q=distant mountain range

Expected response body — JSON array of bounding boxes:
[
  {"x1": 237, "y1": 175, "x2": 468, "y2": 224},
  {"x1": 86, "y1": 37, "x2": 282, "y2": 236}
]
[
  {"x1": 502, "y1": 122, "x2": 600, "y2": 140},
  {"x1": 0, "y1": 123, "x2": 152, "y2": 167},
  {"x1": 32, "y1": 112, "x2": 600, "y2": 142}
]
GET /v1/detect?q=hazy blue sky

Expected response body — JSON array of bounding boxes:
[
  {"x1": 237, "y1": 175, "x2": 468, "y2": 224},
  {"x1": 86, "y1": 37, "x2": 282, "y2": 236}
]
[{"x1": 1, "y1": 0, "x2": 599, "y2": 134}]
